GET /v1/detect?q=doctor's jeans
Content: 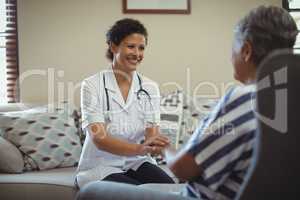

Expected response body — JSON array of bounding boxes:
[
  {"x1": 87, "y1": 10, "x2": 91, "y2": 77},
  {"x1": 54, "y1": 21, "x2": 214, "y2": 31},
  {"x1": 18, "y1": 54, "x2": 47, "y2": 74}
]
[{"x1": 102, "y1": 162, "x2": 174, "y2": 185}]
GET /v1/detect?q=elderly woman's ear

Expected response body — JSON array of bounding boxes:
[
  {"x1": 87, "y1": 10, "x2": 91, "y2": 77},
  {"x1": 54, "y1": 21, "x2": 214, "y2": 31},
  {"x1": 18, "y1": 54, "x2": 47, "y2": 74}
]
[{"x1": 241, "y1": 41, "x2": 253, "y2": 63}]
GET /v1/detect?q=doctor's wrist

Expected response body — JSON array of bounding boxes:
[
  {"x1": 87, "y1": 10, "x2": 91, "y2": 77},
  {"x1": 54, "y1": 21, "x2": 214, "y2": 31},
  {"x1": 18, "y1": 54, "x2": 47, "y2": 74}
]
[{"x1": 135, "y1": 143, "x2": 149, "y2": 156}]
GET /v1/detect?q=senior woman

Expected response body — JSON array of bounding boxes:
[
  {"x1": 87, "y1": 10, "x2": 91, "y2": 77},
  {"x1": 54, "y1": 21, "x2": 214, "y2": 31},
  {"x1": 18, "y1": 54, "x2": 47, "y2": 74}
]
[{"x1": 76, "y1": 5, "x2": 298, "y2": 200}]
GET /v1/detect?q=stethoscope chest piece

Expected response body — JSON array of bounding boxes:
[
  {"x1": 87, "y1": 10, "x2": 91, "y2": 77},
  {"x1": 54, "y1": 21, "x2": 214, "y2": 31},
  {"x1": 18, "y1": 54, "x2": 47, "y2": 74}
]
[{"x1": 104, "y1": 111, "x2": 112, "y2": 123}]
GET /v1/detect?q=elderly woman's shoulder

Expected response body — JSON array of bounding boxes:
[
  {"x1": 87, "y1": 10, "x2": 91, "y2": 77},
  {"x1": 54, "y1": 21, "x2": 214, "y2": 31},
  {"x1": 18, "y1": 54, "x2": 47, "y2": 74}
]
[{"x1": 225, "y1": 84, "x2": 256, "y2": 103}]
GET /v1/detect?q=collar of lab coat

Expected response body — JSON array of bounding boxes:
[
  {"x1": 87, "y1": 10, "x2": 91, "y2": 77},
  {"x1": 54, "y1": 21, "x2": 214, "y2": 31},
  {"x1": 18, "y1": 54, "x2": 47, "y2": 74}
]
[{"x1": 103, "y1": 66, "x2": 141, "y2": 111}]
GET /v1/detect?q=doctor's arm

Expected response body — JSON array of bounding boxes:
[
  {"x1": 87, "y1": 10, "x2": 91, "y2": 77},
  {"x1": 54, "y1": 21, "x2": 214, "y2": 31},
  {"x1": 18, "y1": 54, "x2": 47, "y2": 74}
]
[
  {"x1": 143, "y1": 83, "x2": 170, "y2": 150},
  {"x1": 88, "y1": 122, "x2": 155, "y2": 156}
]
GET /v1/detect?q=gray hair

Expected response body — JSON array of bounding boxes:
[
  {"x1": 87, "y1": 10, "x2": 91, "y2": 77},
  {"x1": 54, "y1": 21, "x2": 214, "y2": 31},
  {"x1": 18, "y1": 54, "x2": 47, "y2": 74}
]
[{"x1": 234, "y1": 5, "x2": 298, "y2": 66}]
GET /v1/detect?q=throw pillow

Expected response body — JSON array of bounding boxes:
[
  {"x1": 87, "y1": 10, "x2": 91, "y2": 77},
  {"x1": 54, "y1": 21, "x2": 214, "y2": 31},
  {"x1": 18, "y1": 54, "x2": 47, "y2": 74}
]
[
  {"x1": 0, "y1": 136, "x2": 24, "y2": 173},
  {"x1": 73, "y1": 109, "x2": 85, "y2": 145},
  {"x1": 18, "y1": 102, "x2": 85, "y2": 145},
  {"x1": 0, "y1": 110, "x2": 82, "y2": 171}
]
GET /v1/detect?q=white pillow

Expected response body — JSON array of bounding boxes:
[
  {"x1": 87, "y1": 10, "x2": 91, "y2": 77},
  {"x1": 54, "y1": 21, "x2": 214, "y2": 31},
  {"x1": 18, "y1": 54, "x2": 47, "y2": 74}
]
[{"x1": 0, "y1": 136, "x2": 24, "y2": 173}]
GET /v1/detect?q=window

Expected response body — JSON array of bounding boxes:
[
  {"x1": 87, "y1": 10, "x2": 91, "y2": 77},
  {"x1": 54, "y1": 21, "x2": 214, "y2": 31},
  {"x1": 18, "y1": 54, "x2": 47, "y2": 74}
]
[
  {"x1": 290, "y1": 12, "x2": 300, "y2": 51},
  {"x1": 0, "y1": 0, "x2": 19, "y2": 104},
  {"x1": 283, "y1": 0, "x2": 300, "y2": 52}
]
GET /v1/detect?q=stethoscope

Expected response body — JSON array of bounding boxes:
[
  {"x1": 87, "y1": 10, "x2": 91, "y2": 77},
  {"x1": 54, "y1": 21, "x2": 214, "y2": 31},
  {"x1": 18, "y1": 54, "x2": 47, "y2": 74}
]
[{"x1": 103, "y1": 72, "x2": 152, "y2": 123}]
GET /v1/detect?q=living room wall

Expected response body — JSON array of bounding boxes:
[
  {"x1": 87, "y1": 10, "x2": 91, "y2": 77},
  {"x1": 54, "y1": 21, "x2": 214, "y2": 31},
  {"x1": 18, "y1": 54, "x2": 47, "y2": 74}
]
[{"x1": 17, "y1": 0, "x2": 281, "y2": 106}]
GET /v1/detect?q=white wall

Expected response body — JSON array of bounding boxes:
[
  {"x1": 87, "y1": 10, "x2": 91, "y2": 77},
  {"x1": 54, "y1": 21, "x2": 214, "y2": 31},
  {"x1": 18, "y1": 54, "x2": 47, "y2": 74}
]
[{"x1": 18, "y1": 0, "x2": 281, "y2": 106}]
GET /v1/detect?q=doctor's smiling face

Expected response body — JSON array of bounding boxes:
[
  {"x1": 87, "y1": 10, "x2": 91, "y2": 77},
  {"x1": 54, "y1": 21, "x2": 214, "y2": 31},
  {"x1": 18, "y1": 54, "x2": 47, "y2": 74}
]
[
  {"x1": 105, "y1": 18, "x2": 148, "y2": 75},
  {"x1": 111, "y1": 33, "x2": 146, "y2": 74}
]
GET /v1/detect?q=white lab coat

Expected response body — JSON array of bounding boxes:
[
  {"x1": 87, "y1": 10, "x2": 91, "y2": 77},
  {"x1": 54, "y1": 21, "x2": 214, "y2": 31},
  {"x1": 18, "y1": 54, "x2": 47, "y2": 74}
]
[{"x1": 76, "y1": 68, "x2": 161, "y2": 188}]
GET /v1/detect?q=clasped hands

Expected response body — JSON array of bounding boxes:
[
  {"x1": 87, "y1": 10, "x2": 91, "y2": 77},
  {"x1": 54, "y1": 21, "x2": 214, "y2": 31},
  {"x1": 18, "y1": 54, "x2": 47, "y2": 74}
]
[{"x1": 138, "y1": 134, "x2": 170, "y2": 156}]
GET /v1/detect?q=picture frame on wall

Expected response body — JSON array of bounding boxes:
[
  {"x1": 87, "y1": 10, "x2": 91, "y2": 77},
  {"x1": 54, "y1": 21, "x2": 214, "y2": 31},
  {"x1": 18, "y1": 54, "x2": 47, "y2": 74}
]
[{"x1": 123, "y1": 0, "x2": 191, "y2": 14}]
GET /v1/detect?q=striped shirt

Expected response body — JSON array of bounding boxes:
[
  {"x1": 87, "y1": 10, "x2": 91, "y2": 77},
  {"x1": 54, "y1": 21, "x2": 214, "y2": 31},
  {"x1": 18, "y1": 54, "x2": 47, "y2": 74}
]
[{"x1": 182, "y1": 84, "x2": 257, "y2": 200}]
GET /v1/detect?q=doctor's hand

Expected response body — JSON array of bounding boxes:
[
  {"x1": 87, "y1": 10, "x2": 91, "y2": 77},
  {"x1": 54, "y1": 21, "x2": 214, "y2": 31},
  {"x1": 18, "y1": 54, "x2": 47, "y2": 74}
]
[
  {"x1": 144, "y1": 134, "x2": 170, "y2": 148},
  {"x1": 143, "y1": 135, "x2": 170, "y2": 156},
  {"x1": 136, "y1": 135, "x2": 168, "y2": 156},
  {"x1": 136, "y1": 142, "x2": 164, "y2": 157},
  {"x1": 136, "y1": 142, "x2": 154, "y2": 156}
]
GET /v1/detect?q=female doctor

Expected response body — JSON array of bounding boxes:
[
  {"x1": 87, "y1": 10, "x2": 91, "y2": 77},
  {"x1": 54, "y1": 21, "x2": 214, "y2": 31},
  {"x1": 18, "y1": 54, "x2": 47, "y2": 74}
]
[{"x1": 76, "y1": 18, "x2": 174, "y2": 188}]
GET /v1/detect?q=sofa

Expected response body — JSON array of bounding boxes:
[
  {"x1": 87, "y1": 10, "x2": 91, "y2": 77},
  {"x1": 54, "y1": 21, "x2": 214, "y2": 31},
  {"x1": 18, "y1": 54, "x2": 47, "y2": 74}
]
[
  {"x1": 0, "y1": 92, "x2": 218, "y2": 200},
  {"x1": 0, "y1": 167, "x2": 77, "y2": 200},
  {"x1": 0, "y1": 103, "x2": 80, "y2": 200}
]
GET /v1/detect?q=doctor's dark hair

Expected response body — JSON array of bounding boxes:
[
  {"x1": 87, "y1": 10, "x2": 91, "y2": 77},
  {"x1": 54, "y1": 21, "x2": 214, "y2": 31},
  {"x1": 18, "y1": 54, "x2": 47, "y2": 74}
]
[
  {"x1": 234, "y1": 5, "x2": 298, "y2": 67},
  {"x1": 105, "y1": 18, "x2": 148, "y2": 61}
]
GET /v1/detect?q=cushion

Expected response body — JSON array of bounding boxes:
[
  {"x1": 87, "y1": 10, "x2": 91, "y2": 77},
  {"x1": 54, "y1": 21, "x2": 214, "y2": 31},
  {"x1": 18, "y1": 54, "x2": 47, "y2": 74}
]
[
  {"x1": 0, "y1": 136, "x2": 24, "y2": 173},
  {"x1": 35, "y1": 102, "x2": 84, "y2": 146},
  {"x1": 159, "y1": 90, "x2": 184, "y2": 150},
  {"x1": 0, "y1": 108, "x2": 82, "y2": 171},
  {"x1": 72, "y1": 109, "x2": 85, "y2": 145}
]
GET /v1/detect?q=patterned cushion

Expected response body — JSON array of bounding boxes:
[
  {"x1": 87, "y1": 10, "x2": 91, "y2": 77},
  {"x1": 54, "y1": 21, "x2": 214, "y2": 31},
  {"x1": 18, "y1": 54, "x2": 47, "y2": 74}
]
[
  {"x1": 49, "y1": 102, "x2": 85, "y2": 146},
  {"x1": 73, "y1": 109, "x2": 85, "y2": 145},
  {"x1": 159, "y1": 90, "x2": 184, "y2": 150},
  {"x1": 0, "y1": 109, "x2": 82, "y2": 171}
]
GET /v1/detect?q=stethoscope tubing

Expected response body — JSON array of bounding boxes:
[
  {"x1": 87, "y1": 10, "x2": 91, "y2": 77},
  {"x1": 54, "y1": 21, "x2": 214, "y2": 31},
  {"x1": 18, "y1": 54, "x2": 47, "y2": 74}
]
[{"x1": 103, "y1": 72, "x2": 151, "y2": 113}]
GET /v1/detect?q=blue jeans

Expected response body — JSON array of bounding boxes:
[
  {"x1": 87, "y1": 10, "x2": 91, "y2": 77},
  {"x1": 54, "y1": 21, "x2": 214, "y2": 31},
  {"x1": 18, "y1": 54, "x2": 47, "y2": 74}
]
[{"x1": 76, "y1": 181, "x2": 198, "y2": 200}]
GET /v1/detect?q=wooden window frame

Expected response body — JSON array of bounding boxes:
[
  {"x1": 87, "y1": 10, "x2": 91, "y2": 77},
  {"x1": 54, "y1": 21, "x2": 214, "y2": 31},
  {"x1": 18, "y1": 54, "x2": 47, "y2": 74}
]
[{"x1": 1, "y1": 0, "x2": 19, "y2": 103}]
